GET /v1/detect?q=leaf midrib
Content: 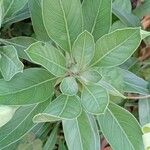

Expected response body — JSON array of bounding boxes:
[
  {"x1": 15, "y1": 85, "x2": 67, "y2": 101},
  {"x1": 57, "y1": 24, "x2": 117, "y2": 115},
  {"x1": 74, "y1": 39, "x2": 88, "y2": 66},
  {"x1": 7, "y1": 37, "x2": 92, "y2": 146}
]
[
  {"x1": 92, "y1": 30, "x2": 138, "y2": 66},
  {"x1": 0, "y1": 77, "x2": 56, "y2": 96}
]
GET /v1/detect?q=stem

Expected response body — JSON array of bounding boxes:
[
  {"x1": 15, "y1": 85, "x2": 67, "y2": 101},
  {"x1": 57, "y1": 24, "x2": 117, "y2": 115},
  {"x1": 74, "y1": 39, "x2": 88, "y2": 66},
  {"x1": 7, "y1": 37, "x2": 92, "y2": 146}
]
[{"x1": 126, "y1": 95, "x2": 150, "y2": 100}]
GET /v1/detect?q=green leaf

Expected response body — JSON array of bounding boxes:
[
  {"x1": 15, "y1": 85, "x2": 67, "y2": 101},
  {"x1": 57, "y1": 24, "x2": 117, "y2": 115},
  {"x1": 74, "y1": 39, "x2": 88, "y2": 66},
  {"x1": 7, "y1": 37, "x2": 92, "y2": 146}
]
[
  {"x1": 72, "y1": 31, "x2": 95, "y2": 70},
  {"x1": 33, "y1": 94, "x2": 82, "y2": 123},
  {"x1": 0, "y1": 0, "x2": 3, "y2": 28},
  {"x1": 26, "y1": 41, "x2": 67, "y2": 77},
  {"x1": 0, "y1": 105, "x2": 17, "y2": 127},
  {"x1": 80, "y1": 69, "x2": 101, "y2": 83},
  {"x1": 60, "y1": 77, "x2": 78, "y2": 96},
  {"x1": 92, "y1": 28, "x2": 141, "y2": 67},
  {"x1": 0, "y1": 37, "x2": 37, "y2": 61},
  {"x1": 97, "y1": 102, "x2": 144, "y2": 150},
  {"x1": 63, "y1": 111, "x2": 100, "y2": 150},
  {"x1": 2, "y1": 0, "x2": 28, "y2": 23},
  {"x1": 97, "y1": 67, "x2": 125, "y2": 98},
  {"x1": 43, "y1": 124, "x2": 59, "y2": 150},
  {"x1": 42, "y1": 0, "x2": 83, "y2": 52},
  {"x1": 28, "y1": 0, "x2": 50, "y2": 41},
  {"x1": 133, "y1": 0, "x2": 150, "y2": 18},
  {"x1": 112, "y1": 0, "x2": 140, "y2": 27},
  {"x1": 81, "y1": 83, "x2": 109, "y2": 114},
  {"x1": 140, "y1": 30, "x2": 150, "y2": 40},
  {"x1": 0, "y1": 100, "x2": 49, "y2": 149},
  {"x1": 139, "y1": 99, "x2": 150, "y2": 126},
  {"x1": 120, "y1": 68, "x2": 149, "y2": 95},
  {"x1": 0, "y1": 45, "x2": 24, "y2": 81},
  {"x1": 0, "y1": 68, "x2": 55, "y2": 105},
  {"x1": 82, "y1": 0, "x2": 112, "y2": 41}
]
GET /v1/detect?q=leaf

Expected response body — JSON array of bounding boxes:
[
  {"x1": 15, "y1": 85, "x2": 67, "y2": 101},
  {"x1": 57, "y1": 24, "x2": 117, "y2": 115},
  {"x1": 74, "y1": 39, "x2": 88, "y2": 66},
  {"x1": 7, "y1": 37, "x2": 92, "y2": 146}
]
[
  {"x1": 0, "y1": 105, "x2": 17, "y2": 127},
  {"x1": 82, "y1": 0, "x2": 112, "y2": 41},
  {"x1": 0, "y1": 100, "x2": 49, "y2": 149},
  {"x1": 139, "y1": 99, "x2": 150, "y2": 126},
  {"x1": 112, "y1": 0, "x2": 140, "y2": 27},
  {"x1": 2, "y1": 3, "x2": 30, "y2": 25},
  {"x1": 92, "y1": 28, "x2": 141, "y2": 67},
  {"x1": 0, "y1": 0, "x2": 3, "y2": 28},
  {"x1": 0, "y1": 45, "x2": 24, "y2": 81},
  {"x1": 2, "y1": 0, "x2": 28, "y2": 22},
  {"x1": 26, "y1": 41, "x2": 67, "y2": 77},
  {"x1": 133, "y1": 0, "x2": 150, "y2": 18},
  {"x1": 97, "y1": 67, "x2": 125, "y2": 98},
  {"x1": 33, "y1": 94, "x2": 82, "y2": 123},
  {"x1": 60, "y1": 77, "x2": 78, "y2": 96},
  {"x1": 140, "y1": 30, "x2": 150, "y2": 39},
  {"x1": 120, "y1": 68, "x2": 149, "y2": 95},
  {"x1": 0, "y1": 36, "x2": 37, "y2": 61},
  {"x1": 43, "y1": 124, "x2": 59, "y2": 150},
  {"x1": 97, "y1": 102, "x2": 144, "y2": 150},
  {"x1": 0, "y1": 68, "x2": 55, "y2": 105},
  {"x1": 81, "y1": 83, "x2": 109, "y2": 115},
  {"x1": 63, "y1": 111, "x2": 100, "y2": 150},
  {"x1": 80, "y1": 69, "x2": 101, "y2": 83},
  {"x1": 28, "y1": 0, "x2": 50, "y2": 41},
  {"x1": 42, "y1": 0, "x2": 83, "y2": 52},
  {"x1": 72, "y1": 31, "x2": 95, "y2": 70},
  {"x1": 142, "y1": 123, "x2": 150, "y2": 150}
]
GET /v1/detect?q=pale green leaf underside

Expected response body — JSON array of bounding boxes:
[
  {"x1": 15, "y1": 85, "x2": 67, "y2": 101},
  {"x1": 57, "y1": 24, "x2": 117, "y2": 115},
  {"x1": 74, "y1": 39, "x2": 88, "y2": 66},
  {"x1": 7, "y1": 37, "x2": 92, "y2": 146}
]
[
  {"x1": 0, "y1": 100, "x2": 49, "y2": 149},
  {"x1": 33, "y1": 94, "x2": 82, "y2": 123},
  {"x1": 92, "y1": 28, "x2": 141, "y2": 67},
  {"x1": 0, "y1": 105, "x2": 17, "y2": 128},
  {"x1": 0, "y1": 68, "x2": 55, "y2": 105},
  {"x1": 42, "y1": 0, "x2": 83, "y2": 51},
  {"x1": 81, "y1": 84, "x2": 109, "y2": 115},
  {"x1": 0, "y1": 45, "x2": 24, "y2": 81},
  {"x1": 63, "y1": 111, "x2": 100, "y2": 150},
  {"x1": 97, "y1": 102, "x2": 144, "y2": 150},
  {"x1": 82, "y1": 0, "x2": 112, "y2": 41},
  {"x1": 80, "y1": 69, "x2": 101, "y2": 83},
  {"x1": 72, "y1": 31, "x2": 95, "y2": 70},
  {"x1": 26, "y1": 41, "x2": 67, "y2": 77},
  {"x1": 60, "y1": 77, "x2": 78, "y2": 96}
]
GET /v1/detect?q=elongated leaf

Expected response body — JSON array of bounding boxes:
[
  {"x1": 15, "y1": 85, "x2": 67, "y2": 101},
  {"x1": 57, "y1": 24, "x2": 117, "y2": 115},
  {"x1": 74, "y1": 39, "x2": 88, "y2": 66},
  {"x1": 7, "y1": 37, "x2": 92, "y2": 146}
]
[
  {"x1": 92, "y1": 28, "x2": 141, "y2": 67},
  {"x1": 82, "y1": 0, "x2": 112, "y2": 40},
  {"x1": 63, "y1": 111, "x2": 100, "y2": 150},
  {"x1": 43, "y1": 124, "x2": 59, "y2": 150},
  {"x1": 29, "y1": 0, "x2": 50, "y2": 41},
  {"x1": 26, "y1": 41, "x2": 67, "y2": 77},
  {"x1": 33, "y1": 94, "x2": 82, "y2": 123},
  {"x1": 0, "y1": 0, "x2": 3, "y2": 28},
  {"x1": 97, "y1": 67, "x2": 125, "y2": 98},
  {"x1": 120, "y1": 68, "x2": 149, "y2": 95},
  {"x1": 112, "y1": 0, "x2": 140, "y2": 27},
  {"x1": 0, "y1": 100, "x2": 49, "y2": 149},
  {"x1": 2, "y1": 0, "x2": 28, "y2": 22},
  {"x1": 81, "y1": 83, "x2": 109, "y2": 114},
  {"x1": 139, "y1": 99, "x2": 150, "y2": 126},
  {"x1": 42, "y1": 0, "x2": 83, "y2": 51},
  {"x1": 0, "y1": 105, "x2": 17, "y2": 127},
  {"x1": 72, "y1": 31, "x2": 95, "y2": 70},
  {"x1": 97, "y1": 102, "x2": 144, "y2": 150},
  {"x1": 133, "y1": 0, "x2": 150, "y2": 18},
  {"x1": 80, "y1": 69, "x2": 101, "y2": 83},
  {"x1": 60, "y1": 77, "x2": 78, "y2": 96},
  {"x1": 0, "y1": 37, "x2": 37, "y2": 60},
  {"x1": 0, "y1": 45, "x2": 24, "y2": 81},
  {"x1": 0, "y1": 68, "x2": 55, "y2": 105},
  {"x1": 2, "y1": 3, "x2": 30, "y2": 25}
]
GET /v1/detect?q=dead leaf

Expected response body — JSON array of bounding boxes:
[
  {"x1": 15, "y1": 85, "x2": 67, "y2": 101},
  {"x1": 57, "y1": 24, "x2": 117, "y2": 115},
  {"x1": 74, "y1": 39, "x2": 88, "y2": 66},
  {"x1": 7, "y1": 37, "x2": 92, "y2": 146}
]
[{"x1": 141, "y1": 15, "x2": 150, "y2": 30}]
